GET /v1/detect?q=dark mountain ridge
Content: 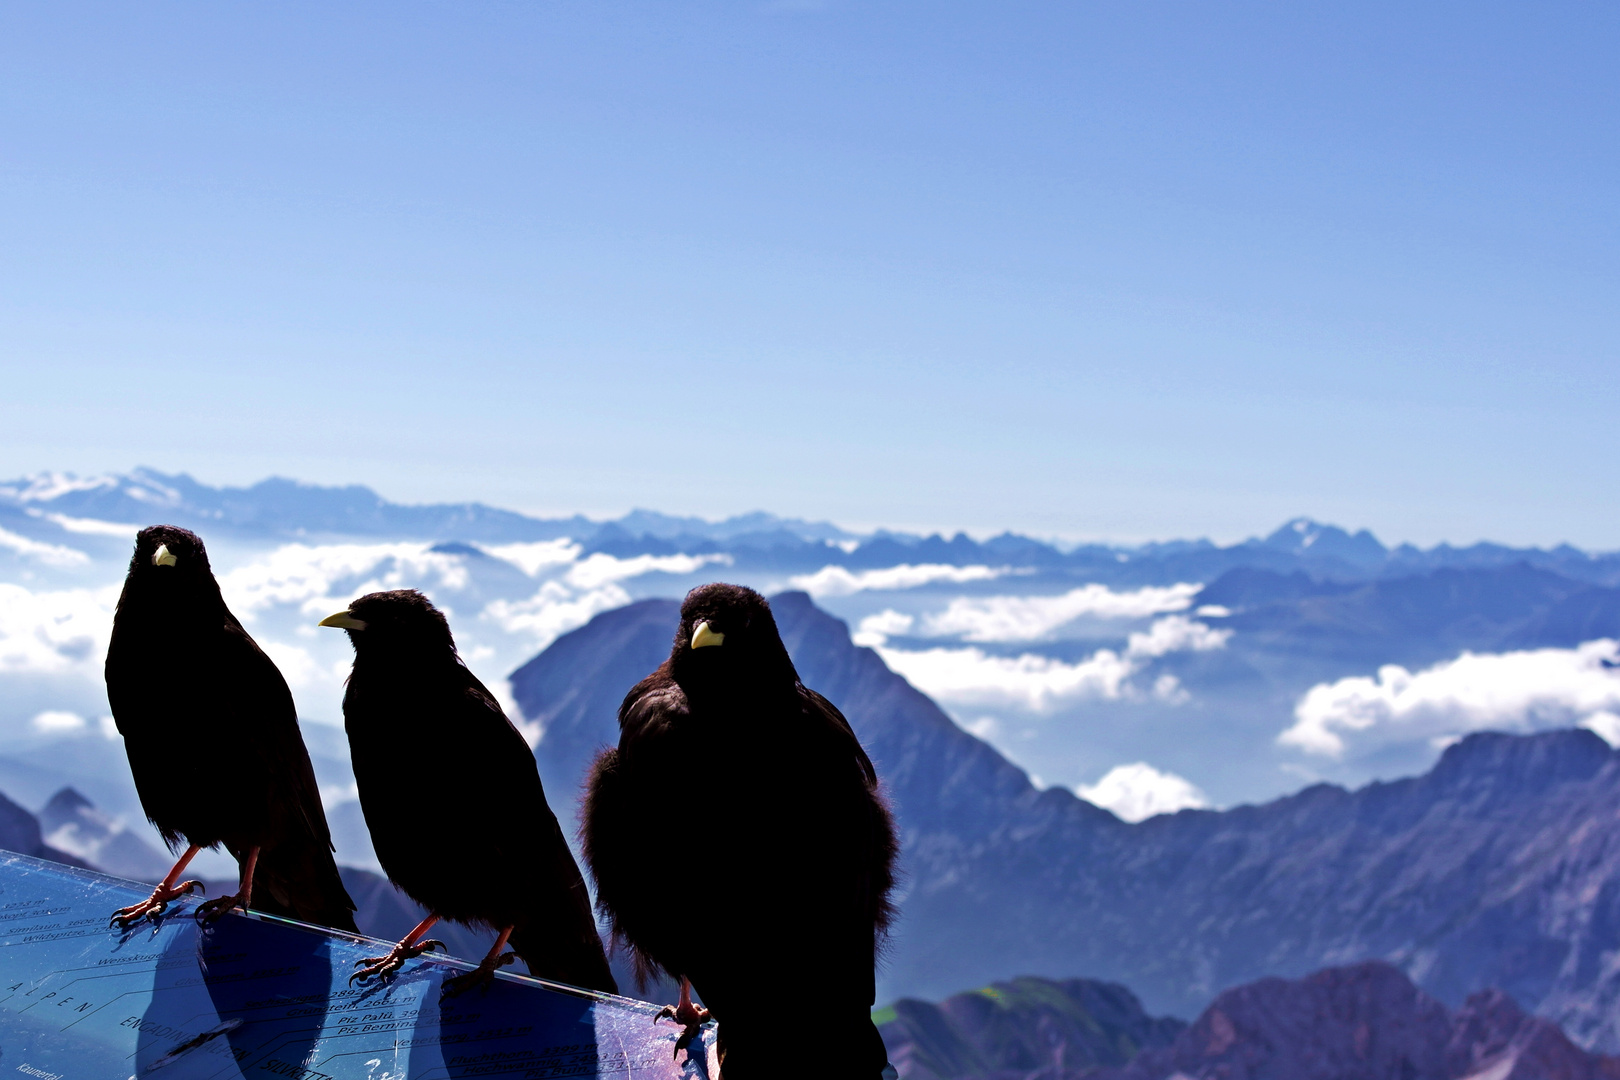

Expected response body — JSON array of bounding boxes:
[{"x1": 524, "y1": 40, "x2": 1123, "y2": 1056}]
[
  {"x1": 880, "y1": 963, "x2": 1620, "y2": 1080},
  {"x1": 1201, "y1": 562, "x2": 1620, "y2": 668},
  {"x1": 1101, "y1": 961, "x2": 1620, "y2": 1080},
  {"x1": 516, "y1": 592, "x2": 1620, "y2": 1050}
]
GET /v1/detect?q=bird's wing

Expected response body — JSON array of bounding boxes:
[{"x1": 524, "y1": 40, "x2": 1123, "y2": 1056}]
[
  {"x1": 613, "y1": 665, "x2": 682, "y2": 734},
  {"x1": 580, "y1": 673, "x2": 696, "y2": 980},
  {"x1": 446, "y1": 662, "x2": 562, "y2": 860},
  {"x1": 212, "y1": 610, "x2": 356, "y2": 928},
  {"x1": 798, "y1": 686, "x2": 900, "y2": 940},
  {"x1": 217, "y1": 614, "x2": 333, "y2": 849},
  {"x1": 800, "y1": 686, "x2": 880, "y2": 788},
  {"x1": 443, "y1": 663, "x2": 612, "y2": 989}
]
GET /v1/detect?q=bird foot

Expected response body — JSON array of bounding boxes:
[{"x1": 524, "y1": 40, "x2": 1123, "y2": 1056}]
[
  {"x1": 110, "y1": 880, "x2": 204, "y2": 928},
  {"x1": 440, "y1": 950, "x2": 517, "y2": 999},
  {"x1": 655, "y1": 997, "x2": 712, "y2": 1057},
  {"x1": 193, "y1": 891, "x2": 250, "y2": 925},
  {"x1": 349, "y1": 939, "x2": 446, "y2": 985}
]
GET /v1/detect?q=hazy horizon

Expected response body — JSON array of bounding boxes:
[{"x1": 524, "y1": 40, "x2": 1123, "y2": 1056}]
[{"x1": 6, "y1": 463, "x2": 1614, "y2": 553}]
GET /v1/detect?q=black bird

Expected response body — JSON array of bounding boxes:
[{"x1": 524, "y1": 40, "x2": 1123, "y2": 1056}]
[
  {"x1": 104, "y1": 525, "x2": 357, "y2": 932},
  {"x1": 320, "y1": 589, "x2": 617, "y2": 996},
  {"x1": 583, "y1": 583, "x2": 899, "y2": 1078}
]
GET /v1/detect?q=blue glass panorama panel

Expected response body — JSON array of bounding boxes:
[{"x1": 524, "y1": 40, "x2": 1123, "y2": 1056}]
[{"x1": 0, "y1": 852, "x2": 718, "y2": 1078}]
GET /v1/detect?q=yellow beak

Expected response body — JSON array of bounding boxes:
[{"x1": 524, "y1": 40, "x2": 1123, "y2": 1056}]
[
  {"x1": 318, "y1": 610, "x2": 368, "y2": 631},
  {"x1": 690, "y1": 621, "x2": 725, "y2": 649},
  {"x1": 152, "y1": 544, "x2": 178, "y2": 567}
]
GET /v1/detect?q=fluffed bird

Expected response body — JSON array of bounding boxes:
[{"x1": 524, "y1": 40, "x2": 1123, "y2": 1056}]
[
  {"x1": 320, "y1": 589, "x2": 617, "y2": 997},
  {"x1": 104, "y1": 525, "x2": 357, "y2": 932},
  {"x1": 583, "y1": 583, "x2": 899, "y2": 1079}
]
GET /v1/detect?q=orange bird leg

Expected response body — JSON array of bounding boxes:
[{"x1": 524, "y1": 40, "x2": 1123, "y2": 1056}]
[
  {"x1": 351, "y1": 914, "x2": 445, "y2": 985},
  {"x1": 440, "y1": 925, "x2": 518, "y2": 1000},
  {"x1": 195, "y1": 845, "x2": 260, "y2": 924},
  {"x1": 655, "y1": 977, "x2": 712, "y2": 1058},
  {"x1": 110, "y1": 844, "x2": 206, "y2": 927}
]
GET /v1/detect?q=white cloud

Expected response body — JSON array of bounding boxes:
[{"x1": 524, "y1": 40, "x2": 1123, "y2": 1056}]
[
  {"x1": 0, "y1": 583, "x2": 119, "y2": 675},
  {"x1": 0, "y1": 526, "x2": 89, "y2": 568},
  {"x1": 1125, "y1": 614, "x2": 1231, "y2": 658},
  {"x1": 923, "y1": 582, "x2": 1201, "y2": 642},
  {"x1": 483, "y1": 539, "x2": 581, "y2": 576},
  {"x1": 1151, "y1": 673, "x2": 1189, "y2": 703},
  {"x1": 1077, "y1": 762, "x2": 1210, "y2": 822},
  {"x1": 1279, "y1": 639, "x2": 1620, "y2": 757},
  {"x1": 880, "y1": 644, "x2": 1138, "y2": 710},
  {"x1": 217, "y1": 542, "x2": 472, "y2": 619},
  {"x1": 789, "y1": 563, "x2": 1009, "y2": 598},
  {"x1": 877, "y1": 615, "x2": 1230, "y2": 711},
  {"x1": 963, "y1": 716, "x2": 1001, "y2": 740},
  {"x1": 563, "y1": 552, "x2": 731, "y2": 589},
  {"x1": 1583, "y1": 710, "x2": 1620, "y2": 746},
  {"x1": 257, "y1": 640, "x2": 347, "y2": 692},
  {"x1": 852, "y1": 609, "x2": 915, "y2": 647},
  {"x1": 32, "y1": 710, "x2": 87, "y2": 733},
  {"x1": 481, "y1": 581, "x2": 633, "y2": 653},
  {"x1": 318, "y1": 780, "x2": 361, "y2": 811},
  {"x1": 39, "y1": 513, "x2": 143, "y2": 539}
]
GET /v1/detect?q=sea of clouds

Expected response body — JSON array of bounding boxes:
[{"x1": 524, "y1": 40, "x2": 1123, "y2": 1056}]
[{"x1": 2, "y1": 506, "x2": 1618, "y2": 846}]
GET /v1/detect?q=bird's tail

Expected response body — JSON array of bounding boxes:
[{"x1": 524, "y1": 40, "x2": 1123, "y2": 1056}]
[
  {"x1": 508, "y1": 875, "x2": 618, "y2": 995},
  {"x1": 249, "y1": 835, "x2": 358, "y2": 934}
]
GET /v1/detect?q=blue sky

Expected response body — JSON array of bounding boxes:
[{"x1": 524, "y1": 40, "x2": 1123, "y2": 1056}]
[{"x1": 2, "y1": 2, "x2": 1616, "y2": 546}]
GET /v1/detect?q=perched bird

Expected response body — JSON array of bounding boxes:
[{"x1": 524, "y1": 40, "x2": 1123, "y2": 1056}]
[
  {"x1": 104, "y1": 525, "x2": 357, "y2": 932},
  {"x1": 584, "y1": 583, "x2": 899, "y2": 1079},
  {"x1": 320, "y1": 589, "x2": 617, "y2": 997}
]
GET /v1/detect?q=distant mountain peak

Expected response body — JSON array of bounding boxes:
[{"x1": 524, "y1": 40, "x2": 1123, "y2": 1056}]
[{"x1": 1261, "y1": 517, "x2": 1388, "y2": 565}]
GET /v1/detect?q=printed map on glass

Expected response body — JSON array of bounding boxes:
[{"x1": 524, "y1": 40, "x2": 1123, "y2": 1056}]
[{"x1": 0, "y1": 851, "x2": 717, "y2": 1079}]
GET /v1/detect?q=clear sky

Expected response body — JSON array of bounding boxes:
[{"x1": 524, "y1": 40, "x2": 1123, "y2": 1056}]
[{"x1": 2, "y1": 2, "x2": 1615, "y2": 546}]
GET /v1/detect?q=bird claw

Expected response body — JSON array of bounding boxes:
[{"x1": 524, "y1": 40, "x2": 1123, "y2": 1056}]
[
  {"x1": 348, "y1": 939, "x2": 445, "y2": 985},
  {"x1": 655, "y1": 999, "x2": 712, "y2": 1058},
  {"x1": 193, "y1": 892, "x2": 245, "y2": 924},
  {"x1": 440, "y1": 950, "x2": 517, "y2": 1000},
  {"x1": 110, "y1": 880, "x2": 204, "y2": 928}
]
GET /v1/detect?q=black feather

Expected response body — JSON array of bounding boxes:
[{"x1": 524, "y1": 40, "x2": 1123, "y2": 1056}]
[
  {"x1": 335, "y1": 588, "x2": 616, "y2": 993},
  {"x1": 105, "y1": 525, "x2": 357, "y2": 932},
  {"x1": 583, "y1": 583, "x2": 898, "y2": 1077}
]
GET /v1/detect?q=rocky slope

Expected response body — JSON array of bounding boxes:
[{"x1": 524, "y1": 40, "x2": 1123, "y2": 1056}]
[
  {"x1": 1101, "y1": 961, "x2": 1620, "y2": 1080},
  {"x1": 883, "y1": 964, "x2": 1620, "y2": 1080},
  {"x1": 516, "y1": 592, "x2": 1620, "y2": 1049},
  {"x1": 875, "y1": 975, "x2": 1184, "y2": 1079}
]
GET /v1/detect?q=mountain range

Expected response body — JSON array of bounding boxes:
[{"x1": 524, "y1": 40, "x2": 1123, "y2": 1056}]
[
  {"x1": 517, "y1": 592, "x2": 1620, "y2": 1051},
  {"x1": 4, "y1": 468, "x2": 1616, "y2": 584}
]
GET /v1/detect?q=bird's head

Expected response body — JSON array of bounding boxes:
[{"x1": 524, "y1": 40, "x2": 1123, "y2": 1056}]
[
  {"x1": 669, "y1": 583, "x2": 799, "y2": 703},
  {"x1": 318, "y1": 588, "x2": 458, "y2": 660},
  {"x1": 127, "y1": 525, "x2": 214, "y2": 584}
]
